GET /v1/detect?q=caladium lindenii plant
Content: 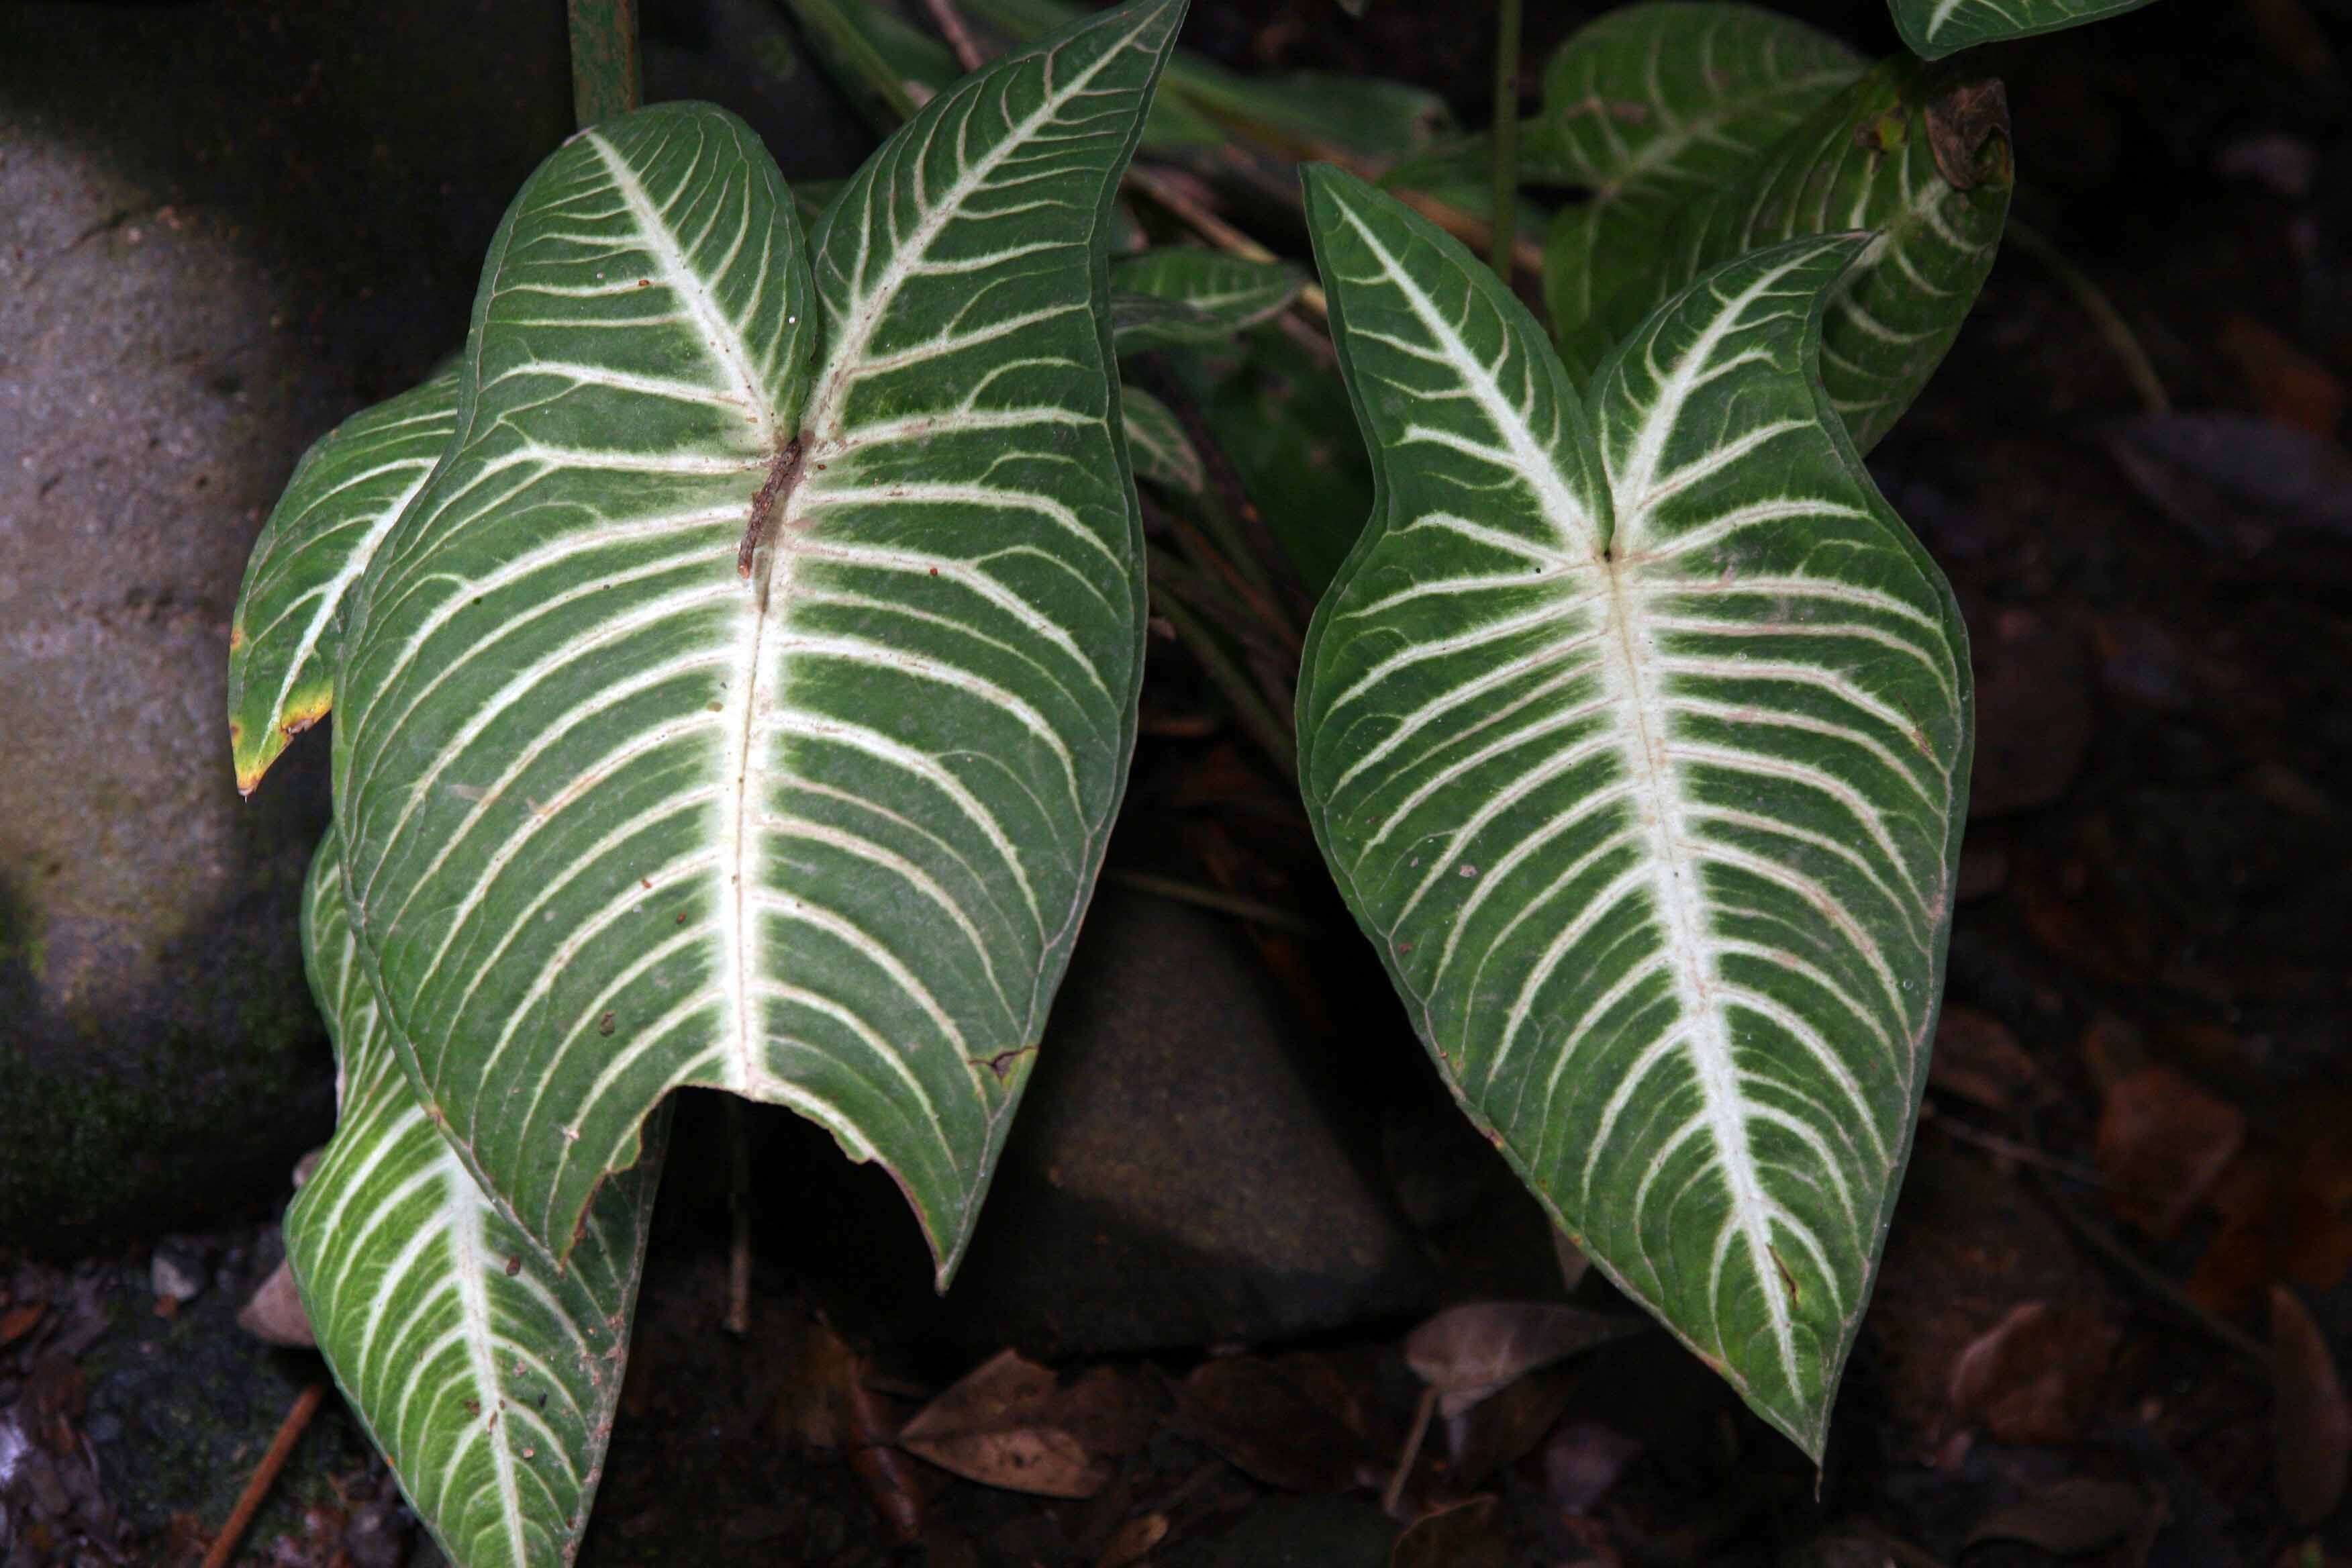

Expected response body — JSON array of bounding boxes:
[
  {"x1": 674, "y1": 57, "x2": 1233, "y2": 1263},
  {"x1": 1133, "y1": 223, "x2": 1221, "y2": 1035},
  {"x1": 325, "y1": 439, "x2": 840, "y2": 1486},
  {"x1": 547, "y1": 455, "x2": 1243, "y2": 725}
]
[{"x1": 224, "y1": 0, "x2": 2153, "y2": 1558}]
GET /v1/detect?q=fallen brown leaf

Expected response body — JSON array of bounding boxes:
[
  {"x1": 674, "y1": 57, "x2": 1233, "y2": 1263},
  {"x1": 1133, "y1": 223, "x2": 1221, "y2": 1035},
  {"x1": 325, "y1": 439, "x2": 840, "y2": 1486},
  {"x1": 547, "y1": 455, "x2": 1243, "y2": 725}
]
[
  {"x1": 1930, "y1": 1006, "x2": 2042, "y2": 1113},
  {"x1": 1404, "y1": 1302, "x2": 1637, "y2": 1418},
  {"x1": 1947, "y1": 1300, "x2": 2119, "y2": 1444},
  {"x1": 0, "y1": 1302, "x2": 43, "y2": 1347},
  {"x1": 1095, "y1": 1512, "x2": 1168, "y2": 1568},
  {"x1": 1178, "y1": 1352, "x2": 1382, "y2": 1493},
  {"x1": 1969, "y1": 607, "x2": 2094, "y2": 819},
  {"x1": 1391, "y1": 1496, "x2": 1509, "y2": 1568},
  {"x1": 1966, "y1": 1477, "x2": 2159, "y2": 1557},
  {"x1": 898, "y1": 1351, "x2": 1161, "y2": 1500},
  {"x1": 1445, "y1": 1364, "x2": 1581, "y2": 1490},
  {"x1": 2215, "y1": 314, "x2": 2347, "y2": 438},
  {"x1": 1542, "y1": 1420, "x2": 1643, "y2": 1518},
  {"x1": 2096, "y1": 1065, "x2": 2245, "y2": 1238},
  {"x1": 2272, "y1": 1285, "x2": 2352, "y2": 1526}
]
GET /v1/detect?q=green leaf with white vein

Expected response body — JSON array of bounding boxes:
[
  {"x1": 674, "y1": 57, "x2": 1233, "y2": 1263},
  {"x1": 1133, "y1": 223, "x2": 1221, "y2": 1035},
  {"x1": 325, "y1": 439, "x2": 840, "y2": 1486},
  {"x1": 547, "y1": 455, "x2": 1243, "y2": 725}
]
[
  {"x1": 1554, "y1": 58, "x2": 2012, "y2": 453},
  {"x1": 1110, "y1": 250, "x2": 1304, "y2": 338},
  {"x1": 1297, "y1": 168, "x2": 1969, "y2": 1457},
  {"x1": 226, "y1": 372, "x2": 457, "y2": 794},
  {"x1": 288, "y1": 837, "x2": 658, "y2": 1568},
  {"x1": 1121, "y1": 387, "x2": 1205, "y2": 495},
  {"x1": 334, "y1": 0, "x2": 1178, "y2": 1279},
  {"x1": 1890, "y1": 0, "x2": 2159, "y2": 59},
  {"x1": 1535, "y1": 3, "x2": 1862, "y2": 350}
]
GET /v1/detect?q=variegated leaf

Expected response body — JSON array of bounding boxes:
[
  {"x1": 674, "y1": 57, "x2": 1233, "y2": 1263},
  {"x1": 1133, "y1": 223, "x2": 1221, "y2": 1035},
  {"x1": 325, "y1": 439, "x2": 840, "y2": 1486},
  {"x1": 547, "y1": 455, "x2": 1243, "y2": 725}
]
[
  {"x1": 1555, "y1": 58, "x2": 2012, "y2": 452},
  {"x1": 1536, "y1": 3, "x2": 1863, "y2": 348},
  {"x1": 1298, "y1": 168, "x2": 1969, "y2": 1457},
  {"x1": 1121, "y1": 387, "x2": 1205, "y2": 494},
  {"x1": 963, "y1": 0, "x2": 1455, "y2": 160},
  {"x1": 287, "y1": 835, "x2": 658, "y2": 1568},
  {"x1": 1891, "y1": 0, "x2": 2159, "y2": 59},
  {"x1": 226, "y1": 373, "x2": 457, "y2": 793},
  {"x1": 332, "y1": 0, "x2": 1180, "y2": 1279},
  {"x1": 1110, "y1": 249, "x2": 1304, "y2": 338},
  {"x1": 1111, "y1": 291, "x2": 1230, "y2": 352}
]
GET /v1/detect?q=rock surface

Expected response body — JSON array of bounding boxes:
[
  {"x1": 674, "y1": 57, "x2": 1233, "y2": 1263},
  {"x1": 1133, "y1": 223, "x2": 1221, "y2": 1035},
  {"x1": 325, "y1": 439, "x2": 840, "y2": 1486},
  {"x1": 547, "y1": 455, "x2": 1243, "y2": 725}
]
[
  {"x1": 940, "y1": 890, "x2": 1434, "y2": 1353},
  {"x1": 734, "y1": 888, "x2": 1438, "y2": 1357},
  {"x1": 0, "y1": 0, "x2": 569, "y2": 1244}
]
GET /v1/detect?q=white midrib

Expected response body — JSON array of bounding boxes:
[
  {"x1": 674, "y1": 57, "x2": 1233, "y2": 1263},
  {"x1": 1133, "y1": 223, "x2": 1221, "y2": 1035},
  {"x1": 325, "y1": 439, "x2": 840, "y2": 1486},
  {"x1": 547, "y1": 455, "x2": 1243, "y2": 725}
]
[
  {"x1": 444, "y1": 1167, "x2": 528, "y2": 1565},
  {"x1": 1335, "y1": 181, "x2": 1804, "y2": 1394},
  {"x1": 1604, "y1": 255, "x2": 1816, "y2": 1398},
  {"x1": 585, "y1": 128, "x2": 786, "y2": 1095},
  {"x1": 1595, "y1": 556, "x2": 1799, "y2": 1396},
  {"x1": 801, "y1": 10, "x2": 1155, "y2": 442}
]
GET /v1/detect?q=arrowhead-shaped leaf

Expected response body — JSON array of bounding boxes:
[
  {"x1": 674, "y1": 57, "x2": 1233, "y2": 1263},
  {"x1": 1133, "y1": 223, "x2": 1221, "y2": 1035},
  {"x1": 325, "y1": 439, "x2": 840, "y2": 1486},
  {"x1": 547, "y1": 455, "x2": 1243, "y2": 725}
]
[
  {"x1": 1553, "y1": 57, "x2": 2013, "y2": 452},
  {"x1": 287, "y1": 836, "x2": 658, "y2": 1568},
  {"x1": 1534, "y1": 3, "x2": 1863, "y2": 348},
  {"x1": 1297, "y1": 168, "x2": 1970, "y2": 1457},
  {"x1": 1890, "y1": 0, "x2": 2159, "y2": 59},
  {"x1": 332, "y1": 0, "x2": 1181, "y2": 1280},
  {"x1": 226, "y1": 373, "x2": 458, "y2": 793}
]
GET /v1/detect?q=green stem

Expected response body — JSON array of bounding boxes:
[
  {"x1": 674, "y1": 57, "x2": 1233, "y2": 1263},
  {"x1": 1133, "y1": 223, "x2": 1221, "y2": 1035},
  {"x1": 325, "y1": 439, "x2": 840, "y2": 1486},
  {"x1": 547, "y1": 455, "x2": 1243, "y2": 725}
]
[
  {"x1": 567, "y1": 0, "x2": 642, "y2": 130},
  {"x1": 2005, "y1": 217, "x2": 2170, "y2": 415},
  {"x1": 780, "y1": 0, "x2": 923, "y2": 125},
  {"x1": 1489, "y1": 0, "x2": 1522, "y2": 281}
]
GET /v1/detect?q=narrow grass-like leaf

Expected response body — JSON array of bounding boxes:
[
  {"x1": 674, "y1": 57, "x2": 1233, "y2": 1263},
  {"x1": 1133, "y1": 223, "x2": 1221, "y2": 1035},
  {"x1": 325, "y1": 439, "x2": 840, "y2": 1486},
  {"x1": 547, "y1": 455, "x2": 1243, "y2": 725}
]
[
  {"x1": 226, "y1": 373, "x2": 457, "y2": 793},
  {"x1": 287, "y1": 837, "x2": 658, "y2": 1568},
  {"x1": 1122, "y1": 387, "x2": 1205, "y2": 495},
  {"x1": 1535, "y1": 3, "x2": 1863, "y2": 348},
  {"x1": 1555, "y1": 58, "x2": 2012, "y2": 451},
  {"x1": 1890, "y1": 0, "x2": 2159, "y2": 59},
  {"x1": 1298, "y1": 168, "x2": 1969, "y2": 1458},
  {"x1": 335, "y1": 3, "x2": 1182, "y2": 1280}
]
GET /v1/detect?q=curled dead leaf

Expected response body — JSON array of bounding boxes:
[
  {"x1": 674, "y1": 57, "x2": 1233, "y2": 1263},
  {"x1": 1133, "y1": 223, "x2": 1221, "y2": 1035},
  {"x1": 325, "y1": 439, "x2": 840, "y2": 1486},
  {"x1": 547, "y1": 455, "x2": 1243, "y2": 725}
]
[
  {"x1": 1948, "y1": 1300, "x2": 2118, "y2": 1445},
  {"x1": 2096, "y1": 1065, "x2": 2245, "y2": 1238},
  {"x1": 1391, "y1": 1495, "x2": 1509, "y2": 1568},
  {"x1": 1966, "y1": 1477, "x2": 2159, "y2": 1556},
  {"x1": 2272, "y1": 1285, "x2": 2352, "y2": 1526},
  {"x1": 898, "y1": 1350, "x2": 1161, "y2": 1500},
  {"x1": 1405, "y1": 1302, "x2": 1636, "y2": 1418}
]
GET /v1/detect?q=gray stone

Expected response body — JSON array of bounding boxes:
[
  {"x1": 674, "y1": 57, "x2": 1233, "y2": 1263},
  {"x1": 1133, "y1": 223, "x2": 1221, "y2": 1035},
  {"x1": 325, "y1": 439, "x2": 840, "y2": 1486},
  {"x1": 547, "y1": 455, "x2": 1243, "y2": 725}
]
[
  {"x1": 930, "y1": 889, "x2": 1436, "y2": 1354},
  {"x1": 0, "y1": 1, "x2": 569, "y2": 1244}
]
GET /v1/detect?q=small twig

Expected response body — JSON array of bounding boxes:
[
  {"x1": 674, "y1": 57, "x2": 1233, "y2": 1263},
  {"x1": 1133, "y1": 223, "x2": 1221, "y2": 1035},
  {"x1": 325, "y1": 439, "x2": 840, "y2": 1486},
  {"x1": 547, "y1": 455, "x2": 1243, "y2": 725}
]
[
  {"x1": 725, "y1": 1099, "x2": 752, "y2": 1337},
  {"x1": 1152, "y1": 587, "x2": 1297, "y2": 778},
  {"x1": 2006, "y1": 217, "x2": 2171, "y2": 416},
  {"x1": 1920, "y1": 1099, "x2": 2113, "y2": 1188},
  {"x1": 1489, "y1": 0, "x2": 1524, "y2": 281},
  {"x1": 2019, "y1": 1112, "x2": 2267, "y2": 1371},
  {"x1": 1383, "y1": 1385, "x2": 1439, "y2": 1517},
  {"x1": 1103, "y1": 869, "x2": 1322, "y2": 936},
  {"x1": 922, "y1": 0, "x2": 989, "y2": 73},
  {"x1": 1206, "y1": 128, "x2": 1547, "y2": 282},
  {"x1": 202, "y1": 1383, "x2": 326, "y2": 1568},
  {"x1": 1124, "y1": 165, "x2": 1330, "y2": 321},
  {"x1": 1128, "y1": 354, "x2": 1312, "y2": 633}
]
